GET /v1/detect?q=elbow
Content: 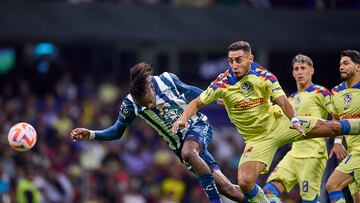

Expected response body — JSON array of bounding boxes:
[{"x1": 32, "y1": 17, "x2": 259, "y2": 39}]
[{"x1": 192, "y1": 97, "x2": 203, "y2": 108}]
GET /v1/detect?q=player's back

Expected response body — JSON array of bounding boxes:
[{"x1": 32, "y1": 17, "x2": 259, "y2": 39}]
[
  {"x1": 287, "y1": 84, "x2": 331, "y2": 158},
  {"x1": 332, "y1": 82, "x2": 360, "y2": 152}
]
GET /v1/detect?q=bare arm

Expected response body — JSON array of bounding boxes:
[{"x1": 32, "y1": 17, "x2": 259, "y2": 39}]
[
  {"x1": 273, "y1": 95, "x2": 305, "y2": 136},
  {"x1": 273, "y1": 95, "x2": 296, "y2": 120},
  {"x1": 172, "y1": 97, "x2": 205, "y2": 133}
]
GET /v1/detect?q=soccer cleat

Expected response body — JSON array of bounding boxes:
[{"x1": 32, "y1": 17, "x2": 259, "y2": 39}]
[{"x1": 267, "y1": 195, "x2": 282, "y2": 203}]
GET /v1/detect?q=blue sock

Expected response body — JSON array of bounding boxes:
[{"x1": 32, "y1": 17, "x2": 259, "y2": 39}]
[
  {"x1": 328, "y1": 191, "x2": 345, "y2": 202},
  {"x1": 198, "y1": 174, "x2": 222, "y2": 203},
  {"x1": 263, "y1": 182, "x2": 281, "y2": 197},
  {"x1": 244, "y1": 184, "x2": 259, "y2": 199}
]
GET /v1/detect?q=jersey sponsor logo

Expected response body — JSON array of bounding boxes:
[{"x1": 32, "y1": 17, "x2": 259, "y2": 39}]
[
  {"x1": 234, "y1": 98, "x2": 266, "y2": 109},
  {"x1": 159, "y1": 106, "x2": 183, "y2": 126},
  {"x1": 119, "y1": 104, "x2": 129, "y2": 119},
  {"x1": 294, "y1": 96, "x2": 301, "y2": 105}
]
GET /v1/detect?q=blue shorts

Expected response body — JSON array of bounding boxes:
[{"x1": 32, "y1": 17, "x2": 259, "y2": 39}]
[{"x1": 179, "y1": 121, "x2": 219, "y2": 175}]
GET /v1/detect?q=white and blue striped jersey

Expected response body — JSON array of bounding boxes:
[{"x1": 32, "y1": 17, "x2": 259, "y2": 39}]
[{"x1": 99, "y1": 72, "x2": 208, "y2": 152}]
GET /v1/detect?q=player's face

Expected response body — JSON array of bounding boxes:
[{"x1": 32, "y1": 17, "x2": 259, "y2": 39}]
[
  {"x1": 292, "y1": 62, "x2": 314, "y2": 86},
  {"x1": 137, "y1": 84, "x2": 156, "y2": 109},
  {"x1": 339, "y1": 56, "x2": 359, "y2": 81},
  {"x1": 228, "y1": 50, "x2": 254, "y2": 79}
]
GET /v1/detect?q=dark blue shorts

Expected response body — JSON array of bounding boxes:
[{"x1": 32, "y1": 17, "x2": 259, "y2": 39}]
[{"x1": 181, "y1": 121, "x2": 219, "y2": 175}]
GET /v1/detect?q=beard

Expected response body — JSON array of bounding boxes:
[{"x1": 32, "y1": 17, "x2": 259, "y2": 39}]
[{"x1": 340, "y1": 72, "x2": 354, "y2": 81}]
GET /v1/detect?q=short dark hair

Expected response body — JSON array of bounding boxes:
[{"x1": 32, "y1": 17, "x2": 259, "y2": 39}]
[
  {"x1": 228, "y1": 41, "x2": 252, "y2": 53},
  {"x1": 341, "y1": 50, "x2": 360, "y2": 64},
  {"x1": 292, "y1": 54, "x2": 313, "y2": 67},
  {"x1": 129, "y1": 62, "x2": 154, "y2": 101}
]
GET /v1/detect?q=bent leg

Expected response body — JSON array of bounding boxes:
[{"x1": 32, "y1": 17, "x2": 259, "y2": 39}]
[
  {"x1": 182, "y1": 140, "x2": 211, "y2": 175},
  {"x1": 182, "y1": 140, "x2": 222, "y2": 203},
  {"x1": 238, "y1": 161, "x2": 269, "y2": 203},
  {"x1": 326, "y1": 170, "x2": 353, "y2": 203},
  {"x1": 212, "y1": 168, "x2": 247, "y2": 202},
  {"x1": 326, "y1": 169, "x2": 353, "y2": 192}
]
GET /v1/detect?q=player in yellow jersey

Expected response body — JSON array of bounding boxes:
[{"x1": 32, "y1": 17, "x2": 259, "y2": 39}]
[
  {"x1": 172, "y1": 41, "x2": 360, "y2": 203},
  {"x1": 264, "y1": 54, "x2": 331, "y2": 203},
  {"x1": 325, "y1": 50, "x2": 360, "y2": 203}
]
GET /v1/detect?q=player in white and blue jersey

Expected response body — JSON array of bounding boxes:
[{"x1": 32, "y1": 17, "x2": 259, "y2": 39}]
[{"x1": 71, "y1": 62, "x2": 248, "y2": 203}]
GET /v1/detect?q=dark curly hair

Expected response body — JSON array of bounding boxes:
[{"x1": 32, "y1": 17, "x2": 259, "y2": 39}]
[
  {"x1": 129, "y1": 62, "x2": 154, "y2": 102},
  {"x1": 341, "y1": 50, "x2": 360, "y2": 64}
]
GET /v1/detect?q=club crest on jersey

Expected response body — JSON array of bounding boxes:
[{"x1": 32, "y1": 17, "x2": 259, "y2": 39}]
[
  {"x1": 344, "y1": 93, "x2": 352, "y2": 106},
  {"x1": 240, "y1": 81, "x2": 253, "y2": 95}
]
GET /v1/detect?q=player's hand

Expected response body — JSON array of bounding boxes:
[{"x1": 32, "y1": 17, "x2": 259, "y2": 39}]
[
  {"x1": 289, "y1": 122, "x2": 305, "y2": 136},
  {"x1": 172, "y1": 119, "x2": 188, "y2": 133},
  {"x1": 71, "y1": 128, "x2": 90, "y2": 141},
  {"x1": 329, "y1": 143, "x2": 347, "y2": 160}
]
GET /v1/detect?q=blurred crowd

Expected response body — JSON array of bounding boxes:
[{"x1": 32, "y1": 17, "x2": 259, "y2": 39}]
[{"x1": 0, "y1": 69, "x2": 253, "y2": 203}]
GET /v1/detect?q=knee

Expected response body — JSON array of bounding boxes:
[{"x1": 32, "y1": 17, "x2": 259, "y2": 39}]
[
  {"x1": 326, "y1": 179, "x2": 338, "y2": 192},
  {"x1": 238, "y1": 177, "x2": 255, "y2": 192},
  {"x1": 181, "y1": 148, "x2": 198, "y2": 162}
]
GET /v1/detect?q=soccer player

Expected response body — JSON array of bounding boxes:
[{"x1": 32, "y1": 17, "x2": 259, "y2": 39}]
[
  {"x1": 264, "y1": 54, "x2": 331, "y2": 202},
  {"x1": 70, "y1": 62, "x2": 248, "y2": 203},
  {"x1": 326, "y1": 50, "x2": 360, "y2": 203},
  {"x1": 172, "y1": 41, "x2": 360, "y2": 203}
]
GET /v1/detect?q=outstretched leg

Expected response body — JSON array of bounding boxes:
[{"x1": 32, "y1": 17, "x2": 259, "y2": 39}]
[
  {"x1": 238, "y1": 161, "x2": 269, "y2": 203},
  {"x1": 326, "y1": 170, "x2": 352, "y2": 203},
  {"x1": 212, "y1": 168, "x2": 247, "y2": 202},
  {"x1": 182, "y1": 139, "x2": 248, "y2": 202},
  {"x1": 182, "y1": 140, "x2": 222, "y2": 203}
]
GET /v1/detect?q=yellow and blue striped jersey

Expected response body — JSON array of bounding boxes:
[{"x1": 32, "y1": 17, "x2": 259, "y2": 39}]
[
  {"x1": 200, "y1": 62, "x2": 286, "y2": 141},
  {"x1": 287, "y1": 84, "x2": 331, "y2": 158},
  {"x1": 331, "y1": 82, "x2": 360, "y2": 152}
]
